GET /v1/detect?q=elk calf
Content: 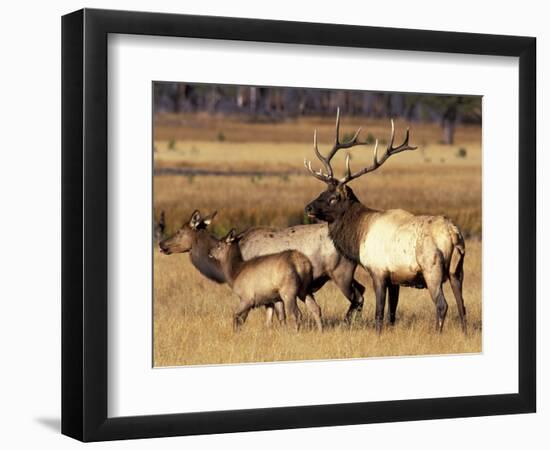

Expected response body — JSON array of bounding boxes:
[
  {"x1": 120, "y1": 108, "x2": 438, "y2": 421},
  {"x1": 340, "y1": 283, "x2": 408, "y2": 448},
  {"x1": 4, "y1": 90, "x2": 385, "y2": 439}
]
[{"x1": 209, "y1": 229, "x2": 323, "y2": 331}]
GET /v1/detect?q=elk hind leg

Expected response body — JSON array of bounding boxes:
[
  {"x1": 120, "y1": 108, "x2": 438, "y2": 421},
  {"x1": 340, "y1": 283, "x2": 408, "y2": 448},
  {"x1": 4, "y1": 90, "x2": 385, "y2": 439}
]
[
  {"x1": 419, "y1": 243, "x2": 449, "y2": 332},
  {"x1": 449, "y1": 250, "x2": 467, "y2": 334},
  {"x1": 424, "y1": 273, "x2": 448, "y2": 333}
]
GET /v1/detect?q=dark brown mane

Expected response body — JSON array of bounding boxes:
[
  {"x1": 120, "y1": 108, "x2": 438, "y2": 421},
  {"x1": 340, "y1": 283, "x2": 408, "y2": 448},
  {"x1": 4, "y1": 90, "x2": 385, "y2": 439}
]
[{"x1": 328, "y1": 201, "x2": 372, "y2": 263}]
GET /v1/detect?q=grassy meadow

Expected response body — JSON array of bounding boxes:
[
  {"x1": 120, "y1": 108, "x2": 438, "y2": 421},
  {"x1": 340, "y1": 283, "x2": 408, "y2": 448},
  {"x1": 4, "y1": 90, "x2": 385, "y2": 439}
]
[{"x1": 153, "y1": 112, "x2": 482, "y2": 367}]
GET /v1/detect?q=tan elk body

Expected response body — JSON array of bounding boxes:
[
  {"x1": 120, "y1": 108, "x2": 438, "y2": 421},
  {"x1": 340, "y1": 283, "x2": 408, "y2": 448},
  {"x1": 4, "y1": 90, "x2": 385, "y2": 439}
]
[
  {"x1": 159, "y1": 211, "x2": 365, "y2": 323},
  {"x1": 209, "y1": 230, "x2": 323, "y2": 331},
  {"x1": 305, "y1": 109, "x2": 467, "y2": 333}
]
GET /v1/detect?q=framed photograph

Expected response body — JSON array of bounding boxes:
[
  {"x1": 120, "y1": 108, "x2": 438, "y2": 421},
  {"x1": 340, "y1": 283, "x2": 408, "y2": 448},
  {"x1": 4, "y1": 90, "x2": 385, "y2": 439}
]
[{"x1": 61, "y1": 8, "x2": 536, "y2": 442}]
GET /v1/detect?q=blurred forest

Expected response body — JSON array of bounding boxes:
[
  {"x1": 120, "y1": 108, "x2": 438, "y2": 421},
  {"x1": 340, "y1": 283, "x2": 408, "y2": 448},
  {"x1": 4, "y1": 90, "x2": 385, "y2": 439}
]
[{"x1": 153, "y1": 82, "x2": 481, "y2": 144}]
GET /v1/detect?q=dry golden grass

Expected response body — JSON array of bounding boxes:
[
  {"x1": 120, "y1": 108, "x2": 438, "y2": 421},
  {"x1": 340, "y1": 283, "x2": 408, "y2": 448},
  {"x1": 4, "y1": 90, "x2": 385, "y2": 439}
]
[
  {"x1": 153, "y1": 240, "x2": 481, "y2": 367},
  {"x1": 153, "y1": 114, "x2": 482, "y2": 366},
  {"x1": 154, "y1": 156, "x2": 482, "y2": 238}
]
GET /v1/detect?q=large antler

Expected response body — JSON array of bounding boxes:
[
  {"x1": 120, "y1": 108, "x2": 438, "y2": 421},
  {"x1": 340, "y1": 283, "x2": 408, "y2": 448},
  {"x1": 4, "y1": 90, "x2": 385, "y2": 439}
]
[
  {"x1": 304, "y1": 107, "x2": 365, "y2": 184},
  {"x1": 339, "y1": 118, "x2": 417, "y2": 184},
  {"x1": 304, "y1": 108, "x2": 417, "y2": 185}
]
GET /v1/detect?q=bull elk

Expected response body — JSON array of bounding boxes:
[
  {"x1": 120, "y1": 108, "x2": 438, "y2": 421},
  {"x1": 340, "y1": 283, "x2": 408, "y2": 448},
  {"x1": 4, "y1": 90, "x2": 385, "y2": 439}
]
[
  {"x1": 304, "y1": 109, "x2": 467, "y2": 334},
  {"x1": 159, "y1": 210, "x2": 366, "y2": 324},
  {"x1": 209, "y1": 229, "x2": 323, "y2": 331}
]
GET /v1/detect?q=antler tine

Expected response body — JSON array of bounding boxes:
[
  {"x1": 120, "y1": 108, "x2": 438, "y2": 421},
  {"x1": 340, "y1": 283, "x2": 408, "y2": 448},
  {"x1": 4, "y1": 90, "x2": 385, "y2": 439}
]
[
  {"x1": 339, "y1": 138, "x2": 381, "y2": 184},
  {"x1": 304, "y1": 158, "x2": 332, "y2": 183},
  {"x1": 339, "y1": 120, "x2": 417, "y2": 184},
  {"x1": 344, "y1": 153, "x2": 351, "y2": 180},
  {"x1": 387, "y1": 119, "x2": 417, "y2": 154},
  {"x1": 335, "y1": 107, "x2": 341, "y2": 144},
  {"x1": 324, "y1": 107, "x2": 363, "y2": 162},
  {"x1": 372, "y1": 139, "x2": 379, "y2": 165},
  {"x1": 306, "y1": 108, "x2": 412, "y2": 185},
  {"x1": 312, "y1": 129, "x2": 334, "y2": 178}
]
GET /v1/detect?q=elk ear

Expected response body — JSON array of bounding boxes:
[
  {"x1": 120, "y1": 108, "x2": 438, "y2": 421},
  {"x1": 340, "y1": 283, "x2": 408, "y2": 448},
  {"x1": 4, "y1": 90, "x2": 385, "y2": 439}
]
[
  {"x1": 202, "y1": 211, "x2": 217, "y2": 227},
  {"x1": 234, "y1": 230, "x2": 246, "y2": 242},
  {"x1": 189, "y1": 210, "x2": 202, "y2": 229},
  {"x1": 225, "y1": 228, "x2": 237, "y2": 243}
]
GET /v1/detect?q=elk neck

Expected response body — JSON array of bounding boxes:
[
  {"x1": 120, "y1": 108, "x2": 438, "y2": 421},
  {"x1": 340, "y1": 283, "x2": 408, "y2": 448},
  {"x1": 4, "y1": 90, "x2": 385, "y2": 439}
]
[
  {"x1": 189, "y1": 230, "x2": 226, "y2": 284},
  {"x1": 328, "y1": 200, "x2": 375, "y2": 264},
  {"x1": 217, "y1": 243, "x2": 246, "y2": 287}
]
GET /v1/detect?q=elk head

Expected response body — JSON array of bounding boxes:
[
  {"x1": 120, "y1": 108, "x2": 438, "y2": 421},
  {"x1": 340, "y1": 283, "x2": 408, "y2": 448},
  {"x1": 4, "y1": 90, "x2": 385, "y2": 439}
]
[
  {"x1": 208, "y1": 229, "x2": 241, "y2": 262},
  {"x1": 304, "y1": 108, "x2": 417, "y2": 223},
  {"x1": 159, "y1": 210, "x2": 217, "y2": 255}
]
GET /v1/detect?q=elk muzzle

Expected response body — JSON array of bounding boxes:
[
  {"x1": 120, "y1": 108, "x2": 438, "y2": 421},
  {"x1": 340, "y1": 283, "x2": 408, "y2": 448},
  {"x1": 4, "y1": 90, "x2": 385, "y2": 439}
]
[
  {"x1": 304, "y1": 203, "x2": 316, "y2": 219},
  {"x1": 159, "y1": 240, "x2": 172, "y2": 255}
]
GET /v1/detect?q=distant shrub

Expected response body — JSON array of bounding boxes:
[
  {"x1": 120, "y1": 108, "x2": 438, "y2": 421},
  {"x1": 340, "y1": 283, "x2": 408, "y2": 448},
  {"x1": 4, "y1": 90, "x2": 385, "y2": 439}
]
[
  {"x1": 456, "y1": 147, "x2": 467, "y2": 158},
  {"x1": 217, "y1": 131, "x2": 226, "y2": 142},
  {"x1": 168, "y1": 138, "x2": 176, "y2": 150},
  {"x1": 365, "y1": 132, "x2": 376, "y2": 145},
  {"x1": 280, "y1": 174, "x2": 289, "y2": 183}
]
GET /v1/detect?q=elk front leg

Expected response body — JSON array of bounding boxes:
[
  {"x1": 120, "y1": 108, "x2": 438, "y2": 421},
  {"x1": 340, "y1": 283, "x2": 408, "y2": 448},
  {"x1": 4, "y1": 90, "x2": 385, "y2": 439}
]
[
  {"x1": 331, "y1": 265, "x2": 365, "y2": 324},
  {"x1": 274, "y1": 301, "x2": 286, "y2": 324},
  {"x1": 351, "y1": 279, "x2": 366, "y2": 317},
  {"x1": 388, "y1": 283, "x2": 400, "y2": 325},
  {"x1": 305, "y1": 295, "x2": 323, "y2": 331},
  {"x1": 372, "y1": 275, "x2": 387, "y2": 334},
  {"x1": 233, "y1": 299, "x2": 251, "y2": 331}
]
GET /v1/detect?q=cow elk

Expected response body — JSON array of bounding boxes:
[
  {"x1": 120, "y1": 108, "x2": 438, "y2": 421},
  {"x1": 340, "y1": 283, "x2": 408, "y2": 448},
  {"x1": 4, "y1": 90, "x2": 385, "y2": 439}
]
[
  {"x1": 159, "y1": 210, "x2": 225, "y2": 283},
  {"x1": 304, "y1": 109, "x2": 467, "y2": 334},
  {"x1": 159, "y1": 210, "x2": 366, "y2": 324},
  {"x1": 209, "y1": 229, "x2": 323, "y2": 331}
]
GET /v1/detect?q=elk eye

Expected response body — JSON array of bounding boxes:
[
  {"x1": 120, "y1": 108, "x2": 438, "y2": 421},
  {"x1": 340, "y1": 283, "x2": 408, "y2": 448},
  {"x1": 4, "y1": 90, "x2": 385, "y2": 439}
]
[{"x1": 329, "y1": 197, "x2": 338, "y2": 205}]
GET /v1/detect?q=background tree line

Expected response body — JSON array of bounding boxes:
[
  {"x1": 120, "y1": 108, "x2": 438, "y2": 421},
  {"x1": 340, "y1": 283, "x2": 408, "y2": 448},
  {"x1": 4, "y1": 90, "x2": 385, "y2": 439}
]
[{"x1": 153, "y1": 82, "x2": 481, "y2": 145}]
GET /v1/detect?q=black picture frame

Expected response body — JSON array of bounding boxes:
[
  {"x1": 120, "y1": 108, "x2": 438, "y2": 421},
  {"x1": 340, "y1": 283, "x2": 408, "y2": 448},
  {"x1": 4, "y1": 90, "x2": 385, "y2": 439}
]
[{"x1": 61, "y1": 8, "x2": 536, "y2": 442}]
